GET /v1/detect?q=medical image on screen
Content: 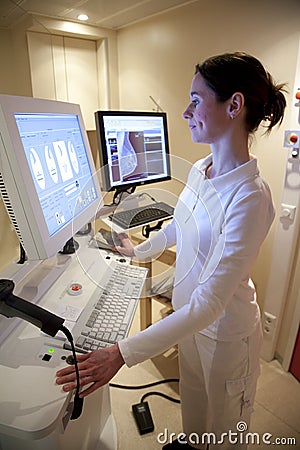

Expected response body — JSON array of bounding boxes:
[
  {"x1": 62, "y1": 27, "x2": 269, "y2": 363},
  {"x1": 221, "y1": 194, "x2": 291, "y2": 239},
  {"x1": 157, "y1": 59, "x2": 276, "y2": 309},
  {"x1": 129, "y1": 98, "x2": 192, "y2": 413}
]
[
  {"x1": 104, "y1": 119, "x2": 167, "y2": 188},
  {"x1": 14, "y1": 113, "x2": 98, "y2": 236}
]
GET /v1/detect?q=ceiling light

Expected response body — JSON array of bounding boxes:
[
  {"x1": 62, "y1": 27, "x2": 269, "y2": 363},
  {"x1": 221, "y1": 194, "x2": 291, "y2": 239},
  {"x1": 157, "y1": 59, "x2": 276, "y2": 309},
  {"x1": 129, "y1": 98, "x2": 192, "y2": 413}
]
[{"x1": 78, "y1": 14, "x2": 89, "y2": 21}]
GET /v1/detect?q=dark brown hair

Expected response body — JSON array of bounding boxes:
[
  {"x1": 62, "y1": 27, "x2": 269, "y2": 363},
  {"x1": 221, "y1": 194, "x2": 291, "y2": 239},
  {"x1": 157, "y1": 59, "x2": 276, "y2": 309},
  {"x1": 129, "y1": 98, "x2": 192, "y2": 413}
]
[{"x1": 195, "y1": 52, "x2": 287, "y2": 133}]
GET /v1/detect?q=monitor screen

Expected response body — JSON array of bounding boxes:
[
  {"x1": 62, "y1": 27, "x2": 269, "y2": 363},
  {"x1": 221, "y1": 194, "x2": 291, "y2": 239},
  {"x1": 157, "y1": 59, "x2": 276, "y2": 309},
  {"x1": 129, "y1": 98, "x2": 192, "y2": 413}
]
[
  {"x1": 14, "y1": 112, "x2": 97, "y2": 237},
  {"x1": 95, "y1": 111, "x2": 171, "y2": 192},
  {"x1": 0, "y1": 94, "x2": 102, "y2": 260}
]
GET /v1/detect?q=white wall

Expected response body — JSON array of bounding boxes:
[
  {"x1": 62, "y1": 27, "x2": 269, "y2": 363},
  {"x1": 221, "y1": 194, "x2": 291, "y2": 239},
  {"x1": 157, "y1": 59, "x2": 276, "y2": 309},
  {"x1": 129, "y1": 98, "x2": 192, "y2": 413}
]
[{"x1": 0, "y1": 30, "x2": 15, "y2": 94}]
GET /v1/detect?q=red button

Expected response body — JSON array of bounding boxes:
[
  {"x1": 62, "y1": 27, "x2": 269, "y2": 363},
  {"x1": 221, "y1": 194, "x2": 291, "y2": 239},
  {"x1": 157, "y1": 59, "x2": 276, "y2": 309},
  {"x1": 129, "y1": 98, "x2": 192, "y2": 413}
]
[
  {"x1": 68, "y1": 282, "x2": 82, "y2": 295},
  {"x1": 72, "y1": 285, "x2": 81, "y2": 291},
  {"x1": 289, "y1": 134, "x2": 298, "y2": 144}
]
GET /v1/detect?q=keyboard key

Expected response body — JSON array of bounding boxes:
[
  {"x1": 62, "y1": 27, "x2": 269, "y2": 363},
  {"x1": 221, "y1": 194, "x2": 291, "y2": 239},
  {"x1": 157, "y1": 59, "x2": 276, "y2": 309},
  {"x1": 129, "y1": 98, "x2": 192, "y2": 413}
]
[
  {"x1": 76, "y1": 336, "x2": 86, "y2": 347},
  {"x1": 63, "y1": 261, "x2": 147, "y2": 352}
]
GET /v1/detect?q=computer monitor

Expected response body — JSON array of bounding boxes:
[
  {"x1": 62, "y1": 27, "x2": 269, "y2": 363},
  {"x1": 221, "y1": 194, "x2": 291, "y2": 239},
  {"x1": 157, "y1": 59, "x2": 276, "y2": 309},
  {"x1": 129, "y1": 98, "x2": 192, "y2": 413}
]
[
  {"x1": 0, "y1": 94, "x2": 103, "y2": 261},
  {"x1": 95, "y1": 110, "x2": 171, "y2": 195}
]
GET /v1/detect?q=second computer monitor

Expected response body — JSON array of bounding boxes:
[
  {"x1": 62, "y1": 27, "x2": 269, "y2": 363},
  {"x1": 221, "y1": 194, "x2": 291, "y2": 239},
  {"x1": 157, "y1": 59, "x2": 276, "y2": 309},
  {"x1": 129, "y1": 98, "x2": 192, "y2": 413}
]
[{"x1": 95, "y1": 110, "x2": 171, "y2": 193}]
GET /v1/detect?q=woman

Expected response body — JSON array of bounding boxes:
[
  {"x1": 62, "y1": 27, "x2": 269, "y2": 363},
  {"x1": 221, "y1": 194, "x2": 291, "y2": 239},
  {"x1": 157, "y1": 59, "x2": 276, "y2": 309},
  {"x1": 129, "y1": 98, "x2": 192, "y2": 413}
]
[{"x1": 56, "y1": 52, "x2": 286, "y2": 449}]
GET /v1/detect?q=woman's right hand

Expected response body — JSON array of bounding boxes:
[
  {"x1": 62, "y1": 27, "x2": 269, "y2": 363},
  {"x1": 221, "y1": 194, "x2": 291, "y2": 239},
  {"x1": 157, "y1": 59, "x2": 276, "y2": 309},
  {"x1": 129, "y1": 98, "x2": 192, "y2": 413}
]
[
  {"x1": 56, "y1": 344, "x2": 124, "y2": 398},
  {"x1": 114, "y1": 233, "x2": 135, "y2": 257}
]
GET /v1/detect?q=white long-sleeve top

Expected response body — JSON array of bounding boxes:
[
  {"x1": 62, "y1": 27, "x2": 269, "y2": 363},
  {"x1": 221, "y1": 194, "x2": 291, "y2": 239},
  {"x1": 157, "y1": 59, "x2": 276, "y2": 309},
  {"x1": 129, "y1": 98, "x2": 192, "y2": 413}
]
[{"x1": 118, "y1": 154, "x2": 275, "y2": 367}]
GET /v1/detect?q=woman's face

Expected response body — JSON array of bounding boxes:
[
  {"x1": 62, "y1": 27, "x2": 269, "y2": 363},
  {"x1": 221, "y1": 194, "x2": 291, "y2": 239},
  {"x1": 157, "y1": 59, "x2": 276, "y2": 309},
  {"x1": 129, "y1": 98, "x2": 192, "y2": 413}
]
[{"x1": 182, "y1": 73, "x2": 230, "y2": 145}]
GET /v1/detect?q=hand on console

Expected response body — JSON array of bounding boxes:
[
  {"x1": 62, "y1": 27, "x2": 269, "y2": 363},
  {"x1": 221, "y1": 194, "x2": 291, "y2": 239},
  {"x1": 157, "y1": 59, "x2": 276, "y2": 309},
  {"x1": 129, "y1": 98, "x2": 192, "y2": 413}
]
[{"x1": 56, "y1": 343, "x2": 125, "y2": 397}]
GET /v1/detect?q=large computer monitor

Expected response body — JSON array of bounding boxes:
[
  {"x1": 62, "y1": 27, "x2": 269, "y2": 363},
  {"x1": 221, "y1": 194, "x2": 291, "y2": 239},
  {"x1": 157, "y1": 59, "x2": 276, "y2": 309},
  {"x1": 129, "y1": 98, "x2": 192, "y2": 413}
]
[
  {"x1": 95, "y1": 110, "x2": 171, "y2": 194},
  {"x1": 0, "y1": 94, "x2": 103, "y2": 261}
]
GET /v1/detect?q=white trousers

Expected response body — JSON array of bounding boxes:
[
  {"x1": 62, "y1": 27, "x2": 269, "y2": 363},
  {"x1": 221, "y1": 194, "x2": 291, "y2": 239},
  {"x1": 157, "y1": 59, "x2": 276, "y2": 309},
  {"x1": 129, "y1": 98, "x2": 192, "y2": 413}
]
[{"x1": 178, "y1": 323, "x2": 262, "y2": 450}]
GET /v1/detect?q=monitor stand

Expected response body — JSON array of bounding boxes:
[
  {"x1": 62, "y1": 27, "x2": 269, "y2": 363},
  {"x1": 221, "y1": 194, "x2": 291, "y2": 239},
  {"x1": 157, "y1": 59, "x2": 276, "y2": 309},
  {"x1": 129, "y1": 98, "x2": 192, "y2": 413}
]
[{"x1": 112, "y1": 185, "x2": 136, "y2": 205}]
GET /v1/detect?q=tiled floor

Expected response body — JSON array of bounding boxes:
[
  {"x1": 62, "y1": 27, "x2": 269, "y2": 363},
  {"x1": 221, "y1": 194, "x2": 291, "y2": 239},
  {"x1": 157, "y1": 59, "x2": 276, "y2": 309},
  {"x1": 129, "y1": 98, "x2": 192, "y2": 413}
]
[{"x1": 110, "y1": 302, "x2": 300, "y2": 450}]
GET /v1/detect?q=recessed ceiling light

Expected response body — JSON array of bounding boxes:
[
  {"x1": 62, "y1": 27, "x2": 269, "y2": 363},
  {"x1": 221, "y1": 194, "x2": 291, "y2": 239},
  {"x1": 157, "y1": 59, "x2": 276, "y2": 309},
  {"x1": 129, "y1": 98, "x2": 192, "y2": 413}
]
[{"x1": 78, "y1": 14, "x2": 89, "y2": 21}]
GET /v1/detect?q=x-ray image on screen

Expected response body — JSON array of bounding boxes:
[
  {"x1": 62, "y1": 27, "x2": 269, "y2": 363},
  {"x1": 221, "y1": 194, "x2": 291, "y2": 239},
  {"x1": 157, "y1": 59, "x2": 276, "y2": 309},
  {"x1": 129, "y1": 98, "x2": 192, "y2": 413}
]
[
  {"x1": 117, "y1": 131, "x2": 138, "y2": 179},
  {"x1": 95, "y1": 110, "x2": 171, "y2": 193}
]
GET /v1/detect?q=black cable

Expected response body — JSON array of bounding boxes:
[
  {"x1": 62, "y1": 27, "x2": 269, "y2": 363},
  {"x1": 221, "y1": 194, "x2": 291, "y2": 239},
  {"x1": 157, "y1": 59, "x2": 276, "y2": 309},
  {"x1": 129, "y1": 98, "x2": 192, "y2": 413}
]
[
  {"x1": 59, "y1": 237, "x2": 79, "y2": 254},
  {"x1": 103, "y1": 186, "x2": 136, "y2": 207},
  {"x1": 104, "y1": 191, "x2": 124, "y2": 207},
  {"x1": 109, "y1": 378, "x2": 179, "y2": 390},
  {"x1": 17, "y1": 243, "x2": 27, "y2": 264},
  {"x1": 109, "y1": 378, "x2": 180, "y2": 405},
  {"x1": 142, "y1": 220, "x2": 164, "y2": 238},
  {"x1": 104, "y1": 190, "x2": 158, "y2": 208},
  {"x1": 105, "y1": 187, "x2": 156, "y2": 208},
  {"x1": 112, "y1": 186, "x2": 136, "y2": 205},
  {"x1": 141, "y1": 391, "x2": 180, "y2": 404},
  {"x1": 138, "y1": 192, "x2": 157, "y2": 203},
  {"x1": 76, "y1": 222, "x2": 92, "y2": 236},
  {"x1": 59, "y1": 325, "x2": 84, "y2": 420}
]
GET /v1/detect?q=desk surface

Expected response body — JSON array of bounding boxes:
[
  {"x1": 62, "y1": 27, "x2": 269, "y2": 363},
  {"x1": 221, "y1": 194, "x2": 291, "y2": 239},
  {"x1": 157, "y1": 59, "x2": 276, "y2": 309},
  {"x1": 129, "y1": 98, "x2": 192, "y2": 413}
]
[{"x1": 0, "y1": 235, "x2": 126, "y2": 443}]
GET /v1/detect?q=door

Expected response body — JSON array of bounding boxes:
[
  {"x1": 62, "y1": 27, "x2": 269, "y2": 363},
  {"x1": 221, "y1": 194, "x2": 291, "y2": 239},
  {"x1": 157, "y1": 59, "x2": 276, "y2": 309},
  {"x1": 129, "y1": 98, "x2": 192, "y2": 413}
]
[{"x1": 27, "y1": 32, "x2": 100, "y2": 130}]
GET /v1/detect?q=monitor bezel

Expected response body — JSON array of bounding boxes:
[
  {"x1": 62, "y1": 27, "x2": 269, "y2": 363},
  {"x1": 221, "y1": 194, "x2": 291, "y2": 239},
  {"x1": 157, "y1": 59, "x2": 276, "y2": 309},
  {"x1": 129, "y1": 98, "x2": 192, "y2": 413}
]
[{"x1": 95, "y1": 110, "x2": 171, "y2": 192}]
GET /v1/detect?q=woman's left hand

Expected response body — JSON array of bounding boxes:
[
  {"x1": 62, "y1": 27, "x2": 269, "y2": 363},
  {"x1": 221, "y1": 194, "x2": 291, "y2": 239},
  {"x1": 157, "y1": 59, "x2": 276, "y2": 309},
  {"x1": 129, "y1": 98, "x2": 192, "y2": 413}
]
[
  {"x1": 114, "y1": 232, "x2": 136, "y2": 257},
  {"x1": 56, "y1": 344, "x2": 125, "y2": 398}
]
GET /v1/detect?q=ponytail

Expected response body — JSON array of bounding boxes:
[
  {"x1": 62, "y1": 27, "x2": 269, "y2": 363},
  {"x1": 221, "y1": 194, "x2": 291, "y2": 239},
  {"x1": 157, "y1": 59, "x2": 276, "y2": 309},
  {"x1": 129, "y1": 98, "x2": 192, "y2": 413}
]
[{"x1": 264, "y1": 73, "x2": 287, "y2": 133}]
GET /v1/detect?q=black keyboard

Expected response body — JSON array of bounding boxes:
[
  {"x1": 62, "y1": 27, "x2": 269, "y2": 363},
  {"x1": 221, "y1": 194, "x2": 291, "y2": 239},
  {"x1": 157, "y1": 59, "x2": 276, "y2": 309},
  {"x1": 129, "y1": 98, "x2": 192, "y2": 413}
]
[{"x1": 109, "y1": 201, "x2": 174, "y2": 229}]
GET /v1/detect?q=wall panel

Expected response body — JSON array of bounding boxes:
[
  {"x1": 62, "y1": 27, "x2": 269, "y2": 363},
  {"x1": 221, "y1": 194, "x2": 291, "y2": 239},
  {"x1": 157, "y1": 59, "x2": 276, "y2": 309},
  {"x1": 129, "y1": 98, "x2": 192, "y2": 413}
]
[{"x1": 27, "y1": 32, "x2": 99, "y2": 129}]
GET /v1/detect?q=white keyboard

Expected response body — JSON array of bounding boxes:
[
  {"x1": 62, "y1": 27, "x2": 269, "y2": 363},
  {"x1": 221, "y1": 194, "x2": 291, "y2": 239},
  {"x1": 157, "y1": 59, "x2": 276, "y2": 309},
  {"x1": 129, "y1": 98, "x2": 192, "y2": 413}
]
[{"x1": 63, "y1": 261, "x2": 147, "y2": 352}]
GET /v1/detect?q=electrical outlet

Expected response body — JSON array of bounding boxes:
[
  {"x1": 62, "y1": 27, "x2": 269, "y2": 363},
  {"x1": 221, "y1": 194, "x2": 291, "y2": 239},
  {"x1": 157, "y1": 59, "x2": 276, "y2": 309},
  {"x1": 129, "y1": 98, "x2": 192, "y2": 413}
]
[{"x1": 262, "y1": 312, "x2": 277, "y2": 339}]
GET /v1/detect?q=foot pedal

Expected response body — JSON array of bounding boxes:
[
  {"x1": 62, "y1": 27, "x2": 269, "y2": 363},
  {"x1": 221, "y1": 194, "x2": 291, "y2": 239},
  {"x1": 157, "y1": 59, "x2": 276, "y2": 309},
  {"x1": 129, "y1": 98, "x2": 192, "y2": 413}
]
[{"x1": 132, "y1": 401, "x2": 154, "y2": 434}]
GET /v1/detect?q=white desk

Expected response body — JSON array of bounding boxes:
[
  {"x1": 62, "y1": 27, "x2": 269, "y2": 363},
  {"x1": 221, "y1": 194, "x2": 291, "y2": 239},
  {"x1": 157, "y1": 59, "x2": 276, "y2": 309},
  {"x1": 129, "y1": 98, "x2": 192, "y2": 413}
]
[{"x1": 0, "y1": 235, "x2": 132, "y2": 450}]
